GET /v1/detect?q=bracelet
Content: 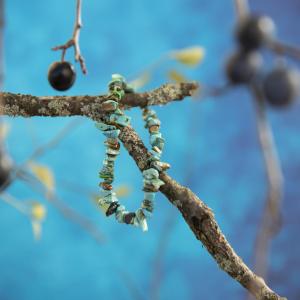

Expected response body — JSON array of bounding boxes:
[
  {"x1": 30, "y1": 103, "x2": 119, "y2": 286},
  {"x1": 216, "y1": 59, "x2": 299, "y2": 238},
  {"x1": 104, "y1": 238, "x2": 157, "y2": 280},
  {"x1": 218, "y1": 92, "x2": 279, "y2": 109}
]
[{"x1": 95, "y1": 74, "x2": 169, "y2": 231}]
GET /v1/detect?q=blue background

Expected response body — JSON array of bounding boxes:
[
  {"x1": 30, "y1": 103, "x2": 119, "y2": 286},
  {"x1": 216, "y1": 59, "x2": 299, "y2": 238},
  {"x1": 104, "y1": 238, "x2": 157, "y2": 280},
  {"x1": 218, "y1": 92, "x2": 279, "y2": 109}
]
[{"x1": 1, "y1": 0, "x2": 300, "y2": 299}]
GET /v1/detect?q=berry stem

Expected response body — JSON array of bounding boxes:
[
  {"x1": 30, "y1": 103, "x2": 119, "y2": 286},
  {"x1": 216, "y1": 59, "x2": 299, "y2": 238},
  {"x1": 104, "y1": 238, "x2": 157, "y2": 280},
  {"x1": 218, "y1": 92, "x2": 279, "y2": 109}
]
[
  {"x1": 234, "y1": 0, "x2": 249, "y2": 20},
  {"x1": 269, "y1": 39, "x2": 300, "y2": 62},
  {"x1": 52, "y1": 0, "x2": 87, "y2": 74}
]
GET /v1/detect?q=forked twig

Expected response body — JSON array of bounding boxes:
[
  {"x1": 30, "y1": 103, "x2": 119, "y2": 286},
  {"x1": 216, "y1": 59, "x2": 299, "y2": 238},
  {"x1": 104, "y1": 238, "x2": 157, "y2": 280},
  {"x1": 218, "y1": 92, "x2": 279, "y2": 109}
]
[
  {"x1": 248, "y1": 85, "x2": 284, "y2": 298},
  {"x1": 52, "y1": 0, "x2": 87, "y2": 74}
]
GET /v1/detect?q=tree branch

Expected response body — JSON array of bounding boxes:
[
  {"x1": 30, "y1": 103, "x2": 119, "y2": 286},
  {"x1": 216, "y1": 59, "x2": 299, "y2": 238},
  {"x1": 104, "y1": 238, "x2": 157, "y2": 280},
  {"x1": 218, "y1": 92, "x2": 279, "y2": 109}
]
[
  {"x1": 118, "y1": 125, "x2": 285, "y2": 300},
  {"x1": 0, "y1": 82, "x2": 198, "y2": 118},
  {"x1": 0, "y1": 83, "x2": 286, "y2": 300}
]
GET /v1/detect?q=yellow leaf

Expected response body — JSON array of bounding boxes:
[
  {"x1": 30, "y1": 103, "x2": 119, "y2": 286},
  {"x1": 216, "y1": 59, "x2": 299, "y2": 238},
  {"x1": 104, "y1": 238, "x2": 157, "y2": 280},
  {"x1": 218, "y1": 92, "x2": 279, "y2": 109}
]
[
  {"x1": 0, "y1": 122, "x2": 10, "y2": 140},
  {"x1": 28, "y1": 162, "x2": 55, "y2": 193},
  {"x1": 167, "y1": 70, "x2": 188, "y2": 83},
  {"x1": 115, "y1": 184, "x2": 132, "y2": 198},
  {"x1": 31, "y1": 202, "x2": 47, "y2": 221},
  {"x1": 171, "y1": 46, "x2": 205, "y2": 67},
  {"x1": 128, "y1": 72, "x2": 151, "y2": 90},
  {"x1": 31, "y1": 220, "x2": 42, "y2": 241}
]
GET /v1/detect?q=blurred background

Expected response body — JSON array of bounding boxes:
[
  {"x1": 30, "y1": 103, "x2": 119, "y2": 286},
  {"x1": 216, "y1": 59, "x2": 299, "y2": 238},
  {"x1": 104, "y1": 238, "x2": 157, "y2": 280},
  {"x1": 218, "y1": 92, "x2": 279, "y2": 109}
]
[{"x1": 1, "y1": 0, "x2": 300, "y2": 299}]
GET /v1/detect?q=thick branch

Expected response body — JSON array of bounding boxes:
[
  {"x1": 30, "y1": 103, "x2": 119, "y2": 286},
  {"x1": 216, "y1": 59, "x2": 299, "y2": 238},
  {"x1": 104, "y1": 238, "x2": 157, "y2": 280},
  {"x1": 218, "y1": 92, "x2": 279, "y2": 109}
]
[
  {"x1": 119, "y1": 125, "x2": 286, "y2": 300},
  {"x1": 0, "y1": 82, "x2": 198, "y2": 119}
]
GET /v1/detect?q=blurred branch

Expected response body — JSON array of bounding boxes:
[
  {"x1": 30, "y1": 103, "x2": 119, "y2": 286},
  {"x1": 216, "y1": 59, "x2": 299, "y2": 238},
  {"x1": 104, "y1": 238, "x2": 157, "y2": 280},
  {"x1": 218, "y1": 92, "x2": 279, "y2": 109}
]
[
  {"x1": 0, "y1": 86, "x2": 286, "y2": 299},
  {"x1": 119, "y1": 271, "x2": 146, "y2": 300},
  {"x1": 249, "y1": 86, "x2": 283, "y2": 288},
  {"x1": 198, "y1": 83, "x2": 232, "y2": 100},
  {"x1": 150, "y1": 210, "x2": 176, "y2": 300},
  {"x1": 0, "y1": 119, "x2": 83, "y2": 192},
  {"x1": 52, "y1": 0, "x2": 87, "y2": 74},
  {"x1": 269, "y1": 40, "x2": 300, "y2": 61},
  {"x1": 18, "y1": 169, "x2": 105, "y2": 244},
  {"x1": 0, "y1": 0, "x2": 4, "y2": 92},
  {"x1": 25, "y1": 118, "x2": 83, "y2": 162},
  {"x1": 0, "y1": 191, "x2": 29, "y2": 215},
  {"x1": 234, "y1": 0, "x2": 249, "y2": 20}
]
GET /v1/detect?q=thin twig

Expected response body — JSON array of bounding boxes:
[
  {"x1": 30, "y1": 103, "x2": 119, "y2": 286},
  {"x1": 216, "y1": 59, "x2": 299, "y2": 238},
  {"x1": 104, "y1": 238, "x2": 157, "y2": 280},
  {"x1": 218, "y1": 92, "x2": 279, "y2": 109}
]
[
  {"x1": 18, "y1": 170, "x2": 105, "y2": 244},
  {"x1": 269, "y1": 39, "x2": 300, "y2": 62},
  {"x1": 52, "y1": 0, "x2": 87, "y2": 74},
  {"x1": 25, "y1": 118, "x2": 83, "y2": 162},
  {"x1": 119, "y1": 271, "x2": 146, "y2": 300},
  {"x1": 248, "y1": 85, "x2": 284, "y2": 298},
  {"x1": 198, "y1": 83, "x2": 232, "y2": 101},
  {"x1": 150, "y1": 210, "x2": 176, "y2": 300},
  {"x1": 0, "y1": 0, "x2": 4, "y2": 93},
  {"x1": 234, "y1": 0, "x2": 249, "y2": 20},
  {"x1": 0, "y1": 191, "x2": 29, "y2": 215}
]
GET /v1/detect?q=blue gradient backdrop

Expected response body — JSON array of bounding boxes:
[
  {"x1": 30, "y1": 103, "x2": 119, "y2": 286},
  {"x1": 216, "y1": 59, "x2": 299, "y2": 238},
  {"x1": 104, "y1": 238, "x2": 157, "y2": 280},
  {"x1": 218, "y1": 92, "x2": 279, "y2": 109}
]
[{"x1": 1, "y1": 0, "x2": 300, "y2": 299}]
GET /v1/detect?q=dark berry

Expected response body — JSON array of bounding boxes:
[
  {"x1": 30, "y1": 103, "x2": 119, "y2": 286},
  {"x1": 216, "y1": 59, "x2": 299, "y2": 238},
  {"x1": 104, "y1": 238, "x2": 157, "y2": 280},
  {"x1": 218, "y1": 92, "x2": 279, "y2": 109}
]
[
  {"x1": 263, "y1": 67, "x2": 300, "y2": 107},
  {"x1": 0, "y1": 152, "x2": 12, "y2": 190},
  {"x1": 226, "y1": 50, "x2": 262, "y2": 84},
  {"x1": 48, "y1": 61, "x2": 76, "y2": 91},
  {"x1": 235, "y1": 15, "x2": 275, "y2": 50}
]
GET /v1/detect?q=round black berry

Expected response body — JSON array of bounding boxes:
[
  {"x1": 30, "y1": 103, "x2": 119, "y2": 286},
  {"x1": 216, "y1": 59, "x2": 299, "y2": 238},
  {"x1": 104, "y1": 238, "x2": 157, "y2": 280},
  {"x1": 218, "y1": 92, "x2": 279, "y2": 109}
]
[
  {"x1": 0, "y1": 152, "x2": 12, "y2": 190},
  {"x1": 48, "y1": 61, "x2": 76, "y2": 91},
  {"x1": 226, "y1": 50, "x2": 262, "y2": 84},
  {"x1": 235, "y1": 15, "x2": 275, "y2": 50},
  {"x1": 263, "y1": 67, "x2": 300, "y2": 107}
]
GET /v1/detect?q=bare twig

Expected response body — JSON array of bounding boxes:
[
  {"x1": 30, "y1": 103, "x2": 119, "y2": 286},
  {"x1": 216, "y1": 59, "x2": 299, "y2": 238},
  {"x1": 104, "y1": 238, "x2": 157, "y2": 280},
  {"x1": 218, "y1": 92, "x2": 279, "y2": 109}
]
[
  {"x1": 0, "y1": 0, "x2": 4, "y2": 93},
  {"x1": 0, "y1": 192, "x2": 29, "y2": 215},
  {"x1": 234, "y1": 0, "x2": 249, "y2": 20},
  {"x1": 0, "y1": 87, "x2": 286, "y2": 299},
  {"x1": 119, "y1": 271, "x2": 146, "y2": 300},
  {"x1": 18, "y1": 170, "x2": 105, "y2": 244},
  {"x1": 25, "y1": 118, "x2": 83, "y2": 162},
  {"x1": 249, "y1": 86, "x2": 283, "y2": 290},
  {"x1": 52, "y1": 0, "x2": 87, "y2": 74},
  {"x1": 198, "y1": 83, "x2": 232, "y2": 101},
  {"x1": 0, "y1": 119, "x2": 83, "y2": 194},
  {"x1": 269, "y1": 40, "x2": 300, "y2": 61},
  {"x1": 150, "y1": 210, "x2": 176, "y2": 300},
  {"x1": 150, "y1": 103, "x2": 201, "y2": 300}
]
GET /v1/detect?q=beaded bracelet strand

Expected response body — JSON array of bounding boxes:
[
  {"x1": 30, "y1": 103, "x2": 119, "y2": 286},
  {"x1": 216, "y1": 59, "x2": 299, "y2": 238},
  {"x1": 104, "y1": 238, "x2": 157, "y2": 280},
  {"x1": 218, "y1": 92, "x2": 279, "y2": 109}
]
[{"x1": 95, "y1": 74, "x2": 169, "y2": 231}]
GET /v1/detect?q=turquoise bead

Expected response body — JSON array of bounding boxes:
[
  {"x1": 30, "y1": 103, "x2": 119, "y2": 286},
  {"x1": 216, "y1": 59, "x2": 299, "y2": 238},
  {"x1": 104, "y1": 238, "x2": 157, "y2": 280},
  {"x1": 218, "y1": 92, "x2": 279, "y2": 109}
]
[
  {"x1": 102, "y1": 129, "x2": 121, "y2": 139},
  {"x1": 144, "y1": 192, "x2": 155, "y2": 201},
  {"x1": 95, "y1": 122, "x2": 117, "y2": 132}
]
